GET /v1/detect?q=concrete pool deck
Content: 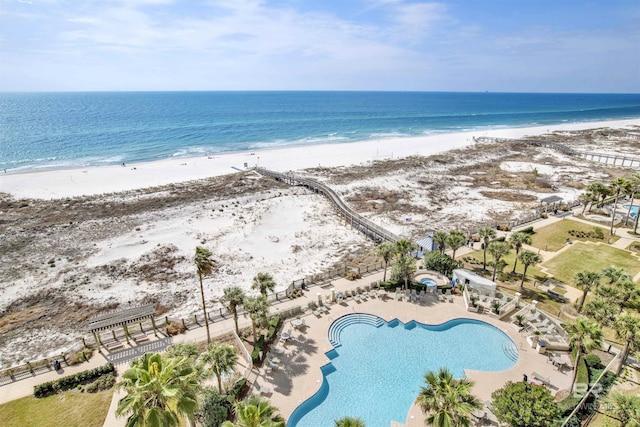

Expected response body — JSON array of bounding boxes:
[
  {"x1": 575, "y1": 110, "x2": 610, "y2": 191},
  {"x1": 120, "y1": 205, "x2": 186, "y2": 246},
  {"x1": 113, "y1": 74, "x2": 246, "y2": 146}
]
[{"x1": 252, "y1": 269, "x2": 574, "y2": 427}]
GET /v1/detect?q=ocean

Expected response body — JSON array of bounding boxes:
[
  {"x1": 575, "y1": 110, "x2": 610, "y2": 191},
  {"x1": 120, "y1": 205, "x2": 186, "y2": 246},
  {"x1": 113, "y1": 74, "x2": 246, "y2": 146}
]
[{"x1": 1, "y1": 91, "x2": 639, "y2": 172}]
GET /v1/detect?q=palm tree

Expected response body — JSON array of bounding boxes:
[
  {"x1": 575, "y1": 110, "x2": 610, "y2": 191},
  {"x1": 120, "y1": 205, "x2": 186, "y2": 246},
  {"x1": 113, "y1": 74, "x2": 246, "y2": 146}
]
[
  {"x1": 614, "y1": 314, "x2": 640, "y2": 375},
  {"x1": 565, "y1": 317, "x2": 602, "y2": 392},
  {"x1": 609, "y1": 177, "x2": 630, "y2": 236},
  {"x1": 200, "y1": 342, "x2": 238, "y2": 393},
  {"x1": 334, "y1": 417, "x2": 366, "y2": 427},
  {"x1": 487, "y1": 241, "x2": 510, "y2": 281},
  {"x1": 243, "y1": 295, "x2": 270, "y2": 344},
  {"x1": 433, "y1": 231, "x2": 448, "y2": 254},
  {"x1": 394, "y1": 255, "x2": 417, "y2": 291},
  {"x1": 601, "y1": 265, "x2": 629, "y2": 284},
  {"x1": 508, "y1": 231, "x2": 532, "y2": 273},
  {"x1": 582, "y1": 297, "x2": 616, "y2": 327},
  {"x1": 573, "y1": 270, "x2": 601, "y2": 313},
  {"x1": 447, "y1": 231, "x2": 466, "y2": 260},
  {"x1": 605, "y1": 391, "x2": 640, "y2": 426},
  {"x1": 615, "y1": 278, "x2": 640, "y2": 313},
  {"x1": 580, "y1": 190, "x2": 596, "y2": 215},
  {"x1": 624, "y1": 173, "x2": 640, "y2": 226},
  {"x1": 117, "y1": 353, "x2": 200, "y2": 427},
  {"x1": 221, "y1": 396, "x2": 285, "y2": 427},
  {"x1": 478, "y1": 227, "x2": 496, "y2": 271},
  {"x1": 252, "y1": 272, "x2": 276, "y2": 297},
  {"x1": 518, "y1": 250, "x2": 542, "y2": 290},
  {"x1": 195, "y1": 246, "x2": 215, "y2": 344},
  {"x1": 395, "y1": 238, "x2": 414, "y2": 259},
  {"x1": 595, "y1": 284, "x2": 623, "y2": 307},
  {"x1": 586, "y1": 182, "x2": 608, "y2": 211},
  {"x1": 416, "y1": 367, "x2": 482, "y2": 427},
  {"x1": 221, "y1": 286, "x2": 246, "y2": 336},
  {"x1": 376, "y1": 241, "x2": 395, "y2": 282}
]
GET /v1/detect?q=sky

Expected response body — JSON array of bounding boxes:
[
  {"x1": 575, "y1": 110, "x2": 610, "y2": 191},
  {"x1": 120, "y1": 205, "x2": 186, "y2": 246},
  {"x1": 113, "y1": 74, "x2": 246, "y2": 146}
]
[{"x1": 1, "y1": 0, "x2": 639, "y2": 92}]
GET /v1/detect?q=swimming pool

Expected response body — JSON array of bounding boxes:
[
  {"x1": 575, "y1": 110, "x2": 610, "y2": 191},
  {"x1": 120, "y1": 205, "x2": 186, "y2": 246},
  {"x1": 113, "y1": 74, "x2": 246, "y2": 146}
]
[
  {"x1": 288, "y1": 314, "x2": 518, "y2": 427},
  {"x1": 623, "y1": 204, "x2": 639, "y2": 219}
]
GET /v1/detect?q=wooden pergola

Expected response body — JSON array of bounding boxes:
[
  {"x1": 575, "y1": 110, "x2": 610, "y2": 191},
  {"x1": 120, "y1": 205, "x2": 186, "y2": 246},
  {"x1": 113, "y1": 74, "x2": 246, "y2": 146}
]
[
  {"x1": 88, "y1": 304, "x2": 157, "y2": 351},
  {"x1": 540, "y1": 195, "x2": 563, "y2": 212}
]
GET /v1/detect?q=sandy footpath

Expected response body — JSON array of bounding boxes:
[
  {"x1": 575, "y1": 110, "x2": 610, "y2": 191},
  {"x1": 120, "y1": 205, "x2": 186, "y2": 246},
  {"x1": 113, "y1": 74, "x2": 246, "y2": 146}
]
[{"x1": 1, "y1": 118, "x2": 639, "y2": 199}]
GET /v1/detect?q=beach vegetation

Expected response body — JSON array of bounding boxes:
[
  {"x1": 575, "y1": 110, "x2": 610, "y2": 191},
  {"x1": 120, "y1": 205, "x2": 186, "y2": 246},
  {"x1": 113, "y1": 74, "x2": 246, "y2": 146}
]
[
  {"x1": 416, "y1": 367, "x2": 481, "y2": 427},
  {"x1": 487, "y1": 241, "x2": 510, "y2": 281},
  {"x1": 423, "y1": 251, "x2": 458, "y2": 278},
  {"x1": 251, "y1": 273, "x2": 276, "y2": 297},
  {"x1": 432, "y1": 232, "x2": 448, "y2": 254},
  {"x1": 200, "y1": 342, "x2": 238, "y2": 394},
  {"x1": 334, "y1": 416, "x2": 366, "y2": 426},
  {"x1": 221, "y1": 395, "x2": 285, "y2": 427},
  {"x1": 613, "y1": 314, "x2": 640, "y2": 375},
  {"x1": 518, "y1": 250, "x2": 542, "y2": 290},
  {"x1": 565, "y1": 317, "x2": 602, "y2": 392},
  {"x1": 195, "y1": 246, "x2": 216, "y2": 344},
  {"x1": 608, "y1": 177, "x2": 630, "y2": 236},
  {"x1": 573, "y1": 270, "x2": 601, "y2": 313},
  {"x1": 376, "y1": 241, "x2": 395, "y2": 282},
  {"x1": 491, "y1": 381, "x2": 561, "y2": 427},
  {"x1": 604, "y1": 391, "x2": 640, "y2": 426},
  {"x1": 221, "y1": 286, "x2": 246, "y2": 336},
  {"x1": 478, "y1": 227, "x2": 496, "y2": 271},
  {"x1": 116, "y1": 352, "x2": 200, "y2": 427},
  {"x1": 508, "y1": 231, "x2": 532, "y2": 273},
  {"x1": 446, "y1": 231, "x2": 466, "y2": 260},
  {"x1": 243, "y1": 295, "x2": 270, "y2": 344}
]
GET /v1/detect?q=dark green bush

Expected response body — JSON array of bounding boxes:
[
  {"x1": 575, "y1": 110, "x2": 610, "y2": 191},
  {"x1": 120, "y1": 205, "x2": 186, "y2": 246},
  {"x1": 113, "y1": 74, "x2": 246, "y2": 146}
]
[
  {"x1": 34, "y1": 363, "x2": 115, "y2": 398},
  {"x1": 86, "y1": 373, "x2": 115, "y2": 393},
  {"x1": 197, "y1": 388, "x2": 229, "y2": 427},
  {"x1": 584, "y1": 354, "x2": 603, "y2": 369},
  {"x1": 521, "y1": 226, "x2": 535, "y2": 235}
]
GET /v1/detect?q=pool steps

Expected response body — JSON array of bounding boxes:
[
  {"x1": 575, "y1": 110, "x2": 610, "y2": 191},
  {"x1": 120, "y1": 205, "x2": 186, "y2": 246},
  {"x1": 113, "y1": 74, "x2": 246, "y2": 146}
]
[
  {"x1": 328, "y1": 313, "x2": 384, "y2": 348},
  {"x1": 502, "y1": 341, "x2": 519, "y2": 363}
]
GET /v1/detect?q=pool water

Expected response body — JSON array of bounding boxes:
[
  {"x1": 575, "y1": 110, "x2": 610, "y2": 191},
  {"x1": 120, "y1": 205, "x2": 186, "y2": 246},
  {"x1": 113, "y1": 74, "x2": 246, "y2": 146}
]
[
  {"x1": 288, "y1": 315, "x2": 518, "y2": 427},
  {"x1": 623, "y1": 204, "x2": 639, "y2": 219},
  {"x1": 420, "y1": 278, "x2": 437, "y2": 286}
]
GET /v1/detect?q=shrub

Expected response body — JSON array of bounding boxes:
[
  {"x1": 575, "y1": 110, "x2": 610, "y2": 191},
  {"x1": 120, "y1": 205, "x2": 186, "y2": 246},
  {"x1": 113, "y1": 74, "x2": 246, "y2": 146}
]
[
  {"x1": 584, "y1": 354, "x2": 603, "y2": 369},
  {"x1": 166, "y1": 320, "x2": 186, "y2": 336},
  {"x1": 197, "y1": 388, "x2": 229, "y2": 427},
  {"x1": 423, "y1": 251, "x2": 458, "y2": 278},
  {"x1": 521, "y1": 226, "x2": 535, "y2": 235},
  {"x1": 34, "y1": 363, "x2": 115, "y2": 398},
  {"x1": 86, "y1": 373, "x2": 116, "y2": 393}
]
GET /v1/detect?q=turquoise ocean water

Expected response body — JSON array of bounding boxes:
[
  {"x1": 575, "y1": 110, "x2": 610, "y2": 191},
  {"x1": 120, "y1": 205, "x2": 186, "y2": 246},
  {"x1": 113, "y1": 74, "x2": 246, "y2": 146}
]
[{"x1": 1, "y1": 91, "x2": 639, "y2": 172}]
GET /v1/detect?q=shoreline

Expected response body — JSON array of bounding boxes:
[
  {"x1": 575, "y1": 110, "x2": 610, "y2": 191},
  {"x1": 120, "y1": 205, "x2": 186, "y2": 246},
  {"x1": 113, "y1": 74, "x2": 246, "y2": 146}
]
[{"x1": 1, "y1": 117, "x2": 639, "y2": 199}]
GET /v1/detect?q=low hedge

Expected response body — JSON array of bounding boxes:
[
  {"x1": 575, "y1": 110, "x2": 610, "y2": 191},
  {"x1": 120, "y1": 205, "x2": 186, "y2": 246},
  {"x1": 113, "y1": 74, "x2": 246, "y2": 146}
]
[{"x1": 34, "y1": 363, "x2": 115, "y2": 398}]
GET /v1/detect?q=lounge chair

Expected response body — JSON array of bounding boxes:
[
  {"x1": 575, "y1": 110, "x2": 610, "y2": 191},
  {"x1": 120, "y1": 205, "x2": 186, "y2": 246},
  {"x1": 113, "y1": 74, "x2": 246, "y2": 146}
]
[
  {"x1": 257, "y1": 383, "x2": 271, "y2": 395},
  {"x1": 438, "y1": 293, "x2": 445, "y2": 302},
  {"x1": 313, "y1": 309, "x2": 322, "y2": 317},
  {"x1": 447, "y1": 293, "x2": 453, "y2": 303},
  {"x1": 531, "y1": 371, "x2": 551, "y2": 385},
  {"x1": 353, "y1": 293, "x2": 362, "y2": 303}
]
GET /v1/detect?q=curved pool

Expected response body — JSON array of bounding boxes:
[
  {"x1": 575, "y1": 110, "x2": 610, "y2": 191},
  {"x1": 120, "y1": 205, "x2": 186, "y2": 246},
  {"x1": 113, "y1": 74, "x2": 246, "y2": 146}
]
[{"x1": 288, "y1": 314, "x2": 518, "y2": 427}]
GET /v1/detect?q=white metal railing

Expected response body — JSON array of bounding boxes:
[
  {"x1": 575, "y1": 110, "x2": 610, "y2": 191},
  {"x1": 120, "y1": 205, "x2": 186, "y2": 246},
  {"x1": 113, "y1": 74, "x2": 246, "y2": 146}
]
[{"x1": 231, "y1": 328, "x2": 253, "y2": 379}]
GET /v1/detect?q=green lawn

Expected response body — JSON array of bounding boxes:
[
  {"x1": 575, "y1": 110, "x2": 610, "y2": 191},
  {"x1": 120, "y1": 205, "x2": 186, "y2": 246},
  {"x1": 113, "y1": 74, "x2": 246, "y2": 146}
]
[
  {"x1": 0, "y1": 389, "x2": 114, "y2": 427},
  {"x1": 542, "y1": 242, "x2": 640, "y2": 285},
  {"x1": 529, "y1": 218, "x2": 619, "y2": 252}
]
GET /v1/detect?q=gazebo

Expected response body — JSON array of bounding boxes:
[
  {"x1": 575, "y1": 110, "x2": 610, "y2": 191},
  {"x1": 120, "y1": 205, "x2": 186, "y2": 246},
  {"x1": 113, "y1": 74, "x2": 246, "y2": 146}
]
[
  {"x1": 88, "y1": 304, "x2": 157, "y2": 351},
  {"x1": 540, "y1": 195, "x2": 563, "y2": 213}
]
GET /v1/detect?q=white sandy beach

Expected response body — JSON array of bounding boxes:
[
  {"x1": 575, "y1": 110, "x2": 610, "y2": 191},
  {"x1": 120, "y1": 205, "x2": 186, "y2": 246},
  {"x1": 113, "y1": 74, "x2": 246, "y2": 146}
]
[{"x1": 2, "y1": 118, "x2": 639, "y2": 199}]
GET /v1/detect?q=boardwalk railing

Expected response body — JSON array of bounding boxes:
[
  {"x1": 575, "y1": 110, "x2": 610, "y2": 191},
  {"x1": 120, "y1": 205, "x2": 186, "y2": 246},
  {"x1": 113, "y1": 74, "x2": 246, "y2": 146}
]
[
  {"x1": 475, "y1": 137, "x2": 640, "y2": 168},
  {"x1": 255, "y1": 167, "x2": 400, "y2": 243}
]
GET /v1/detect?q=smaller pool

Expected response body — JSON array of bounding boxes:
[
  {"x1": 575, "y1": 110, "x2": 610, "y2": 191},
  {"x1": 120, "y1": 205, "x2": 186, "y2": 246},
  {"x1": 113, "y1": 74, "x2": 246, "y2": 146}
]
[
  {"x1": 623, "y1": 204, "x2": 639, "y2": 219},
  {"x1": 420, "y1": 278, "x2": 437, "y2": 287}
]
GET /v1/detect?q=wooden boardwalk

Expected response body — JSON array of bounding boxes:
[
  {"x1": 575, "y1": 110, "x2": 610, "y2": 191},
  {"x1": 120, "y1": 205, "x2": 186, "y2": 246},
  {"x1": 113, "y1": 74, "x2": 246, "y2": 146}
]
[
  {"x1": 255, "y1": 167, "x2": 400, "y2": 243},
  {"x1": 475, "y1": 137, "x2": 640, "y2": 168}
]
